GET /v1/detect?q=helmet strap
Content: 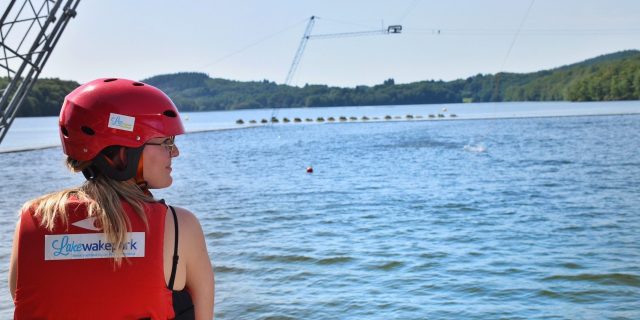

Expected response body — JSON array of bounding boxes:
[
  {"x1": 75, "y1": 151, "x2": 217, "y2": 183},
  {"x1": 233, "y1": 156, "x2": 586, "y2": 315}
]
[
  {"x1": 135, "y1": 152, "x2": 149, "y2": 191},
  {"x1": 81, "y1": 165, "x2": 100, "y2": 181},
  {"x1": 84, "y1": 145, "x2": 145, "y2": 182}
]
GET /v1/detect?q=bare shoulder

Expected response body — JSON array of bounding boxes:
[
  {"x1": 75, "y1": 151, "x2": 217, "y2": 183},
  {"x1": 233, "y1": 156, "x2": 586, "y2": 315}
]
[
  {"x1": 171, "y1": 206, "x2": 205, "y2": 236},
  {"x1": 169, "y1": 206, "x2": 214, "y2": 318}
]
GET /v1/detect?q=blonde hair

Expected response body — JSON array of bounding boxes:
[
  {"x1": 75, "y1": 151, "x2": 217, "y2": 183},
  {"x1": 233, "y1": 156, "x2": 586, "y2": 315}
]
[{"x1": 23, "y1": 157, "x2": 155, "y2": 264}]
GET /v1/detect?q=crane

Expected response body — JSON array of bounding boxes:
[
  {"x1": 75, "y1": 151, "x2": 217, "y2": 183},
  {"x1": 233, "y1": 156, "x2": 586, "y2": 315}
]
[
  {"x1": 0, "y1": 0, "x2": 80, "y2": 145},
  {"x1": 284, "y1": 16, "x2": 402, "y2": 86}
]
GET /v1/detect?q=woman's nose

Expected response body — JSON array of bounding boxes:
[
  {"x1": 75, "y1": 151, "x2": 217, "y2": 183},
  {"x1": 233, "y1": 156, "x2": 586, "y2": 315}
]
[{"x1": 171, "y1": 144, "x2": 180, "y2": 157}]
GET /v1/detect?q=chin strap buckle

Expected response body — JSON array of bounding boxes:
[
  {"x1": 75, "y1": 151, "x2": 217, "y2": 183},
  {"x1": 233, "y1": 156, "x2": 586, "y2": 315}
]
[{"x1": 81, "y1": 166, "x2": 99, "y2": 180}]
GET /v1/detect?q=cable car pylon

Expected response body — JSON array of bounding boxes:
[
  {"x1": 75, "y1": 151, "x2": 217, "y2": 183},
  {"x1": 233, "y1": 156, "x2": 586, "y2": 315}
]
[{"x1": 0, "y1": 0, "x2": 80, "y2": 145}]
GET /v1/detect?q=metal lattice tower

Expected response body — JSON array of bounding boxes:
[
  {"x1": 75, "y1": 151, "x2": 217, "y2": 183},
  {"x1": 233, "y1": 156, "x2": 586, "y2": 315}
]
[
  {"x1": 0, "y1": 0, "x2": 80, "y2": 144},
  {"x1": 284, "y1": 16, "x2": 317, "y2": 86}
]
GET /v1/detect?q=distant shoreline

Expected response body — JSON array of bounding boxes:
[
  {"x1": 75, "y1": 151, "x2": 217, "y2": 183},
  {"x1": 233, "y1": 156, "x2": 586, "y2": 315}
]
[
  {"x1": 12, "y1": 50, "x2": 640, "y2": 118},
  {"x1": 13, "y1": 98, "x2": 640, "y2": 119},
  {"x1": 3, "y1": 111, "x2": 639, "y2": 155}
]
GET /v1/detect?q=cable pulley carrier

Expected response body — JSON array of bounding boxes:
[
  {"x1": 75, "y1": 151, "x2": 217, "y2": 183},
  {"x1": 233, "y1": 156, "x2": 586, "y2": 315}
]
[{"x1": 0, "y1": 0, "x2": 80, "y2": 145}]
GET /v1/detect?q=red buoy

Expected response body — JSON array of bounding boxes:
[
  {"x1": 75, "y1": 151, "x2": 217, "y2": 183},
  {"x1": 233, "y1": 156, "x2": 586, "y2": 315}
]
[{"x1": 306, "y1": 166, "x2": 313, "y2": 173}]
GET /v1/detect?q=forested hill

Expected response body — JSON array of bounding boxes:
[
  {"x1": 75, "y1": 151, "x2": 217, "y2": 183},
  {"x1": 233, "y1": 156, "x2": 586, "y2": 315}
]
[
  {"x1": 2, "y1": 78, "x2": 79, "y2": 117},
  {"x1": 11, "y1": 50, "x2": 640, "y2": 116}
]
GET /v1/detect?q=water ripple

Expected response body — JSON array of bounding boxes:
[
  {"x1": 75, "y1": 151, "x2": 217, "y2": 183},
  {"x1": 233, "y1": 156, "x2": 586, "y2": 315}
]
[
  {"x1": 215, "y1": 265, "x2": 248, "y2": 274},
  {"x1": 543, "y1": 273, "x2": 640, "y2": 287},
  {"x1": 257, "y1": 254, "x2": 315, "y2": 263},
  {"x1": 316, "y1": 256, "x2": 354, "y2": 265},
  {"x1": 368, "y1": 261, "x2": 405, "y2": 271}
]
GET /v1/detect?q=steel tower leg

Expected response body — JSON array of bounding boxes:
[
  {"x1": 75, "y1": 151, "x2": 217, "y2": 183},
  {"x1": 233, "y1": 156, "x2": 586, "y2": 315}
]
[
  {"x1": 284, "y1": 16, "x2": 316, "y2": 86},
  {"x1": 0, "y1": 0, "x2": 80, "y2": 145}
]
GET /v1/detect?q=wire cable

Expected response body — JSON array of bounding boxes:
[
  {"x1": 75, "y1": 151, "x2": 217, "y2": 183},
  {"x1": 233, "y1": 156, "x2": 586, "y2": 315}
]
[
  {"x1": 318, "y1": 17, "x2": 377, "y2": 30},
  {"x1": 196, "y1": 18, "x2": 309, "y2": 70},
  {"x1": 406, "y1": 28, "x2": 640, "y2": 36},
  {"x1": 500, "y1": 0, "x2": 536, "y2": 71},
  {"x1": 395, "y1": 0, "x2": 420, "y2": 24}
]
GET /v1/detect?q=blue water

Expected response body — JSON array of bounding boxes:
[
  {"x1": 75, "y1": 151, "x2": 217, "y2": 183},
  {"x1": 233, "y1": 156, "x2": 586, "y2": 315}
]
[
  {"x1": 1, "y1": 102, "x2": 640, "y2": 319},
  {"x1": 2, "y1": 100, "x2": 639, "y2": 152}
]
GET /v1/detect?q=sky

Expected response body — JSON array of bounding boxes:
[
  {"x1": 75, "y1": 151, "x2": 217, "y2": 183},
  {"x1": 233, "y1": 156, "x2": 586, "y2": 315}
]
[{"x1": 34, "y1": 0, "x2": 640, "y2": 87}]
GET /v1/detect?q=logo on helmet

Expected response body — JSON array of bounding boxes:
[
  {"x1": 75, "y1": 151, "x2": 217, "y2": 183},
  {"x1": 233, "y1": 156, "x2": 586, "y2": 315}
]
[{"x1": 108, "y1": 113, "x2": 135, "y2": 132}]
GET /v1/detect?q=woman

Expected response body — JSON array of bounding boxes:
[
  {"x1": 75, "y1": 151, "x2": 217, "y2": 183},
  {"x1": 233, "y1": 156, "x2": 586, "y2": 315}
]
[{"x1": 8, "y1": 78, "x2": 214, "y2": 319}]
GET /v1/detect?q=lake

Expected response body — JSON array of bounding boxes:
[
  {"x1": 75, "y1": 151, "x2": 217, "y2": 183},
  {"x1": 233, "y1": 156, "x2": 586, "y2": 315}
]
[{"x1": 1, "y1": 101, "x2": 639, "y2": 319}]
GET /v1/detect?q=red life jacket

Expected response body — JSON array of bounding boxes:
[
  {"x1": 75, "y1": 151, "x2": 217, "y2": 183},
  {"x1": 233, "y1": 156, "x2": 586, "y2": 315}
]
[{"x1": 14, "y1": 198, "x2": 175, "y2": 320}]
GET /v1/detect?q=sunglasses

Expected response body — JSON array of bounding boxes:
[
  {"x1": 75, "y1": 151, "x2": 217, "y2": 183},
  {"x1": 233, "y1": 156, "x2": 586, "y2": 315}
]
[{"x1": 145, "y1": 136, "x2": 176, "y2": 153}]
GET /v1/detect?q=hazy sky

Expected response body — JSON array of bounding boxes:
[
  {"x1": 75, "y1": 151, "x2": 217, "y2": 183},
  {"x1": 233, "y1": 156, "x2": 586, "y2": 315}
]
[{"x1": 38, "y1": 0, "x2": 640, "y2": 87}]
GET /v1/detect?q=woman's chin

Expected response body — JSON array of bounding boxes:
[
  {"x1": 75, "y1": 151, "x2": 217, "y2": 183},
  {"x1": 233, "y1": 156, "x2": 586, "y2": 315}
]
[{"x1": 147, "y1": 177, "x2": 173, "y2": 189}]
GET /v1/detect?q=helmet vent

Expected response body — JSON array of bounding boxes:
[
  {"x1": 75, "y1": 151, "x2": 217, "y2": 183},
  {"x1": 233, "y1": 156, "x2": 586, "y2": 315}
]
[
  {"x1": 61, "y1": 126, "x2": 69, "y2": 137},
  {"x1": 104, "y1": 78, "x2": 117, "y2": 82},
  {"x1": 132, "y1": 82, "x2": 144, "y2": 86},
  {"x1": 163, "y1": 110, "x2": 177, "y2": 118},
  {"x1": 81, "y1": 126, "x2": 96, "y2": 136}
]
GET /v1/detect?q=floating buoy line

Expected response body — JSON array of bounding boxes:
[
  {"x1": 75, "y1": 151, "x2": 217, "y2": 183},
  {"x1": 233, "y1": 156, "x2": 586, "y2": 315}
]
[{"x1": 235, "y1": 113, "x2": 458, "y2": 125}]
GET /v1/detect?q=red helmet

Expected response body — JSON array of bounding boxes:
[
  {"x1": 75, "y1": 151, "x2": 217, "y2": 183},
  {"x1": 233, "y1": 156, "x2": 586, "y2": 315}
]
[{"x1": 59, "y1": 78, "x2": 185, "y2": 161}]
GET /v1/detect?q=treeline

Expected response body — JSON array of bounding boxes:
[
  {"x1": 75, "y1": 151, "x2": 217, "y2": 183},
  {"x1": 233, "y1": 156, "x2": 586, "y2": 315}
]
[
  {"x1": 7, "y1": 50, "x2": 640, "y2": 116},
  {"x1": 0, "y1": 78, "x2": 80, "y2": 117},
  {"x1": 143, "y1": 50, "x2": 640, "y2": 111}
]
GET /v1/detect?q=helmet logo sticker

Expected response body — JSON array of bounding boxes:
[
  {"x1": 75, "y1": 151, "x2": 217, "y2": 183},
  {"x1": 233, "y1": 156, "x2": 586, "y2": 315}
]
[{"x1": 108, "y1": 113, "x2": 135, "y2": 132}]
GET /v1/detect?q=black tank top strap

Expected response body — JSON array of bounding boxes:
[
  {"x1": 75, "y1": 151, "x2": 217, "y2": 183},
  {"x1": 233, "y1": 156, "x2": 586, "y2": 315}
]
[
  {"x1": 166, "y1": 205, "x2": 195, "y2": 319},
  {"x1": 167, "y1": 205, "x2": 179, "y2": 290}
]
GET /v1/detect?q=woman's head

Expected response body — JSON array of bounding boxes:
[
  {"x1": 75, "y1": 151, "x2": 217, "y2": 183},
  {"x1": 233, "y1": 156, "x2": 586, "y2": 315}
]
[{"x1": 59, "y1": 78, "x2": 184, "y2": 189}]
